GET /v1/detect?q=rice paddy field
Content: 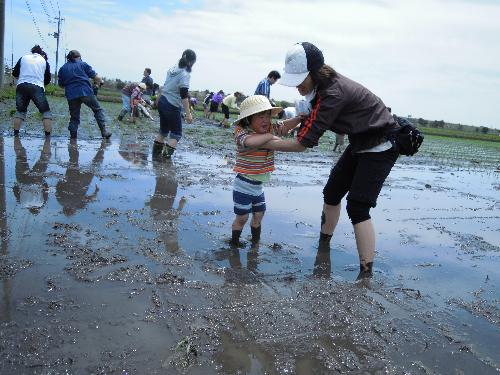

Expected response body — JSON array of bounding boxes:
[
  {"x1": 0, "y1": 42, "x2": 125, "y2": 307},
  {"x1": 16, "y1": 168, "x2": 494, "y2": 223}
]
[{"x1": 0, "y1": 96, "x2": 498, "y2": 374}]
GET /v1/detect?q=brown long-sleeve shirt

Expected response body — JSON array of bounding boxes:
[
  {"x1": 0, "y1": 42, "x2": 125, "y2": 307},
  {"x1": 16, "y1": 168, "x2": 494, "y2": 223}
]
[{"x1": 297, "y1": 73, "x2": 397, "y2": 152}]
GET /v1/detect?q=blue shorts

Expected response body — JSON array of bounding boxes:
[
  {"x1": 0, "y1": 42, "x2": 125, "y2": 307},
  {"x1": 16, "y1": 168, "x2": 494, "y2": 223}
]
[
  {"x1": 233, "y1": 174, "x2": 266, "y2": 215},
  {"x1": 158, "y1": 95, "x2": 182, "y2": 141}
]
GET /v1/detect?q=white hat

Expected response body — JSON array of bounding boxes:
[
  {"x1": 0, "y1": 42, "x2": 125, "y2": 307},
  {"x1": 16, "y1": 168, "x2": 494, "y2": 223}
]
[
  {"x1": 138, "y1": 82, "x2": 147, "y2": 90},
  {"x1": 233, "y1": 95, "x2": 282, "y2": 126},
  {"x1": 280, "y1": 42, "x2": 325, "y2": 87}
]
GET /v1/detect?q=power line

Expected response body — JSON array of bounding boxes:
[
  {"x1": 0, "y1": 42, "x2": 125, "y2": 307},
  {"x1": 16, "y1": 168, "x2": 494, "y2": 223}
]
[
  {"x1": 46, "y1": 0, "x2": 55, "y2": 14},
  {"x1": 24, "y1": 0, "x2": 50, "y2": 51},
  {"x1": 39, "y1": 0, "x2": 53, "y2": 24}
]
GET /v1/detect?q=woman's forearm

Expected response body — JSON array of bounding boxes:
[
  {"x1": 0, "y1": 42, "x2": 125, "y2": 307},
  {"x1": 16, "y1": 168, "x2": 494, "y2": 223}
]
[{"x1": 283, "y1": 116, "x2": 302, "y2": 132}]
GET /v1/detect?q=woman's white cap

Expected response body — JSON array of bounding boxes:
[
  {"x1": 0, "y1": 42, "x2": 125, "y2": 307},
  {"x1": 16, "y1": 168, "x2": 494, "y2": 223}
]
[{"x1": 280, "y1": 42, "x2": 325, "y2": 87}]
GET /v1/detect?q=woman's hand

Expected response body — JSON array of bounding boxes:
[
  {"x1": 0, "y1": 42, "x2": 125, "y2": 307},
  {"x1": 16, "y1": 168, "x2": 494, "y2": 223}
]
[{"x1": 274, "y1": 121, "x2": 289, "y2": 137}]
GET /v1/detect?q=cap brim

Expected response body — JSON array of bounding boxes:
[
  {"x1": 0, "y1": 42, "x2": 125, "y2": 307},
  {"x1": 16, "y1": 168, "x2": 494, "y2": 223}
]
[{"x1": 279, "y1": 71, "x2": 309, "y2": 87}]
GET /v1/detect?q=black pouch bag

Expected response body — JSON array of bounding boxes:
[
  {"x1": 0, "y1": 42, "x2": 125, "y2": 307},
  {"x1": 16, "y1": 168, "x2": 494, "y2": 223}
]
[{"x1": 389, "y1": 116, "x2": 424, "y2": 156}]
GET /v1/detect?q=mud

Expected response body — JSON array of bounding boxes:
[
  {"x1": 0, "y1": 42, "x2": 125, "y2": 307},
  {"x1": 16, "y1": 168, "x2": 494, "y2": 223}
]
[{"x1": 0, "y1": 98, "x2": 498, "y2": 374}]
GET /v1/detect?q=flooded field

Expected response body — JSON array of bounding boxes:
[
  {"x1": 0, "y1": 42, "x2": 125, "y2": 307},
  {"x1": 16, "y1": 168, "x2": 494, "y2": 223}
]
[{"x1": 0, "y1": 98, "x2": 499, "y2": 374}]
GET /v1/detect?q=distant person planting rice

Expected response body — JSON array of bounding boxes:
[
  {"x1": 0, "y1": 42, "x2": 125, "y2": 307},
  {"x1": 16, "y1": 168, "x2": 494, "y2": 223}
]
[
  {"x1": 208, "y1": 90, "x2": 224, "y2": 120},
  {"x1": 220, "y1": 91, "x2": 243, "y2": 127}
]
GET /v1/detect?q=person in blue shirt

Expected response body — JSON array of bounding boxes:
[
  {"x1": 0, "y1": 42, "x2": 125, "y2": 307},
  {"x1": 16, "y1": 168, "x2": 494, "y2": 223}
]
[
  {"x1": 58, "y1": 50, "x2": 111, "y2": 139},
  {"x1": 254, "y1": 70, "x2": 281, "y2": 98}
]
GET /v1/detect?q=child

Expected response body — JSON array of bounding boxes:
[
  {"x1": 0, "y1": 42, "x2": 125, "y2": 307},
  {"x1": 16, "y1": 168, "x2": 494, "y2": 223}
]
[{"x1": 230, "y1": 95, "x2": 282, "y2": 246}]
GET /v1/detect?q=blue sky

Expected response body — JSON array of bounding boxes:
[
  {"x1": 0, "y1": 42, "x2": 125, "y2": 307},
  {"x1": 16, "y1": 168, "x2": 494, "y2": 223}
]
[{"x1": 5, "y1": 0, "x2": 500, "y2": 128}]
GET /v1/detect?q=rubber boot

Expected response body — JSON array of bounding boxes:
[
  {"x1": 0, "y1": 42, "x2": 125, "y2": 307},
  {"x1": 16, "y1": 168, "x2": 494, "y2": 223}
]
[
  {"x1": 152, "y1": 141, "x2": 164, "y2": 161},
  {"x1": 117, "y1": 109, "x2": 127, "y2": 121},
  {"x1": 356, "y1": 262, "x2": 373, "y2": 280},
  {"x1": 99, "y1": 125, "x2": 112, "y2": 139},
  {"x1": 162, "y1": 144, "x2": 176, "y2": 158},
  {"x1": 230, "y1": 229, "x2": 242, "y2": 247},
  {"x1": 250, "y1": 225, "x2": 261, "y2": 244}
]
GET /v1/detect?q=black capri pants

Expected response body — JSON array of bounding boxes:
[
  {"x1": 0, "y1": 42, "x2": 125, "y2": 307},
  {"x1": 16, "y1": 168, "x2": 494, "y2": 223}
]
[
  {"x1": 221, "y1": 103, "x2": 230, "y2": 119},
  {"x1": 323, "y1": 144, "x2": 399, "y2": 224}
]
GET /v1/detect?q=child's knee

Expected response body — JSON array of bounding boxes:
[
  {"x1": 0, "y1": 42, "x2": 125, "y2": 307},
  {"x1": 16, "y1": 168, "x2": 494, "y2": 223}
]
[
  {"x1": 234, "y1": 214, "x2": 249, "y2": 226},
  {"x1": 251, "y1": 211, "x2": 265, "y2": 225}
]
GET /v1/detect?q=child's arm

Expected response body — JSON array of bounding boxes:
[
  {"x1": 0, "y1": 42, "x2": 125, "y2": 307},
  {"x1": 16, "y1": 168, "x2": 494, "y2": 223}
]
[
  {"x1": 243, "y1": 133, "x2": 275, "y2": 149},
  {"x1": 261, "y1": 138, "x2": 307, "y2": 152}
]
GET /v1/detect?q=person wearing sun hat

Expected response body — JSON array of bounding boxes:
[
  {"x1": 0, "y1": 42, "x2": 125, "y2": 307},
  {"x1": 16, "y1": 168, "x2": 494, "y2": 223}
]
[
  {"x1": 230, "y1": 95, "x2": 282, "y2": 246},
  {"x1": 262, "y1": 42, "x2": 400, "y2": 280},
  {"x1": 118, "y1": 82, "x2": 147, "y2": 121}
]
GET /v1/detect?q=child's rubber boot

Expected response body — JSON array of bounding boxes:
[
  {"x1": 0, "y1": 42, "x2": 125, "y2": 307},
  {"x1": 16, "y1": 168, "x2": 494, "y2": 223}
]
[
  {"x1": 250, "y1": 225, "x2": 261, "y2": 244},
  {"x1": 230, "y1": 229, "x2": 242, "y2": 247}
]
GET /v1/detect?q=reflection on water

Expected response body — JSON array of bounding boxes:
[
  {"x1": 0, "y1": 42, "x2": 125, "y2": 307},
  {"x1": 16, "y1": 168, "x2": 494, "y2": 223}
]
[
  {"x1": 148, "y1": 159, "x2": 185, "y2": 253},
  {"x1": 118, "y1": 135, "x2": 148, "y2": 167},
  {"x1": 0, "y1": 137, "x2": 8, "y2": 255},
  {"x1": 55, "y1": 139, "x2": 108, "y2": 216},
  {"x1": 227, "y1": 244, "x2": 260, "y2": 273},
  {"x1": 13, "y1": 137, "x2": 51, "y2": 215},
  {"x1": 0, "y1": 137, "x2": 12, "y2": 322},
  {"x1": 313, "y1": 245, "x2": 331, "y2": 279}
]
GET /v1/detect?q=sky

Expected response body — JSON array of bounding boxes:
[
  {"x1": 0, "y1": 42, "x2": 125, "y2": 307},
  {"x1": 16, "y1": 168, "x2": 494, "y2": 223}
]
[{"x1": 5, "y1": 0, "x2": 500, "y2": 128}]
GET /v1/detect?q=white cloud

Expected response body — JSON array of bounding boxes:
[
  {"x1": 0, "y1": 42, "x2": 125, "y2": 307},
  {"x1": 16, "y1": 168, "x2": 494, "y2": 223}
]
[{"x1": 7, "y1": 0, "x2": 500, "y2": 128}]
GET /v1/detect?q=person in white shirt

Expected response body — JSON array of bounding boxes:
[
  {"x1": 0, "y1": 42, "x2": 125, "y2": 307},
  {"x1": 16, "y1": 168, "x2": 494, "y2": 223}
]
[
  {"x1": 220, "y1": 92, "x2": 243, "y2": 127},
  {"x1": 12, "y1": 45, "x2": 52, "y2": 137}
]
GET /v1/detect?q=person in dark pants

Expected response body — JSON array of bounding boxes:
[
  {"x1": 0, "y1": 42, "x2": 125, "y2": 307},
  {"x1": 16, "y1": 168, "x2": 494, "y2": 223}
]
[
  {"x1": 264, "y1": 42, "x2": 399, "y2": 280},
  {"x1": 58, "y1": 50, "x2": 111, "y2": 140},
  {"x1": 12, "y1": 45, "x2": 52, "y2": 137},
  {"x1": 153, "y1": 49, "x2": 196, "y2": 159}
]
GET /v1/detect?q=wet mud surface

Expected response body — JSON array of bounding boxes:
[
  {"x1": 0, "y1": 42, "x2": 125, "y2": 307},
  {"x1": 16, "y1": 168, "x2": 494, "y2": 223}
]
[{"x1": 0, "y1": 98, "x2": 499, "y2": 374}]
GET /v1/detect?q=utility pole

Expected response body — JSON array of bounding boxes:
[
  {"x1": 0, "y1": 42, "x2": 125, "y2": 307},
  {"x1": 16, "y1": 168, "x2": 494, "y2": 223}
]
[
  {"x1": 50, "y1": 10, "x2": 64, "y2": 83},
  {"x1": 0, "y1": 0, "x2": 5, "y2": 88}
]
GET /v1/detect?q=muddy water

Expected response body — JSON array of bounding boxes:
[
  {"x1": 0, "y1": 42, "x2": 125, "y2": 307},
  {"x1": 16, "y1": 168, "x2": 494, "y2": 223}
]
[{"x1": 0, "y1": 123, "x2": 498, "y2": 374}]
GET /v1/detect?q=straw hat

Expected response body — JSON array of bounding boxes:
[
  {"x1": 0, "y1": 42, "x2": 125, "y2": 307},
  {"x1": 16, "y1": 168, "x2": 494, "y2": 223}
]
[
  {"x1": 138, "y1": 82, "x2": 147, "y2": 90},
  {"x1": 233, "y1": 95, "x2": 282, "y2": 126}
]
